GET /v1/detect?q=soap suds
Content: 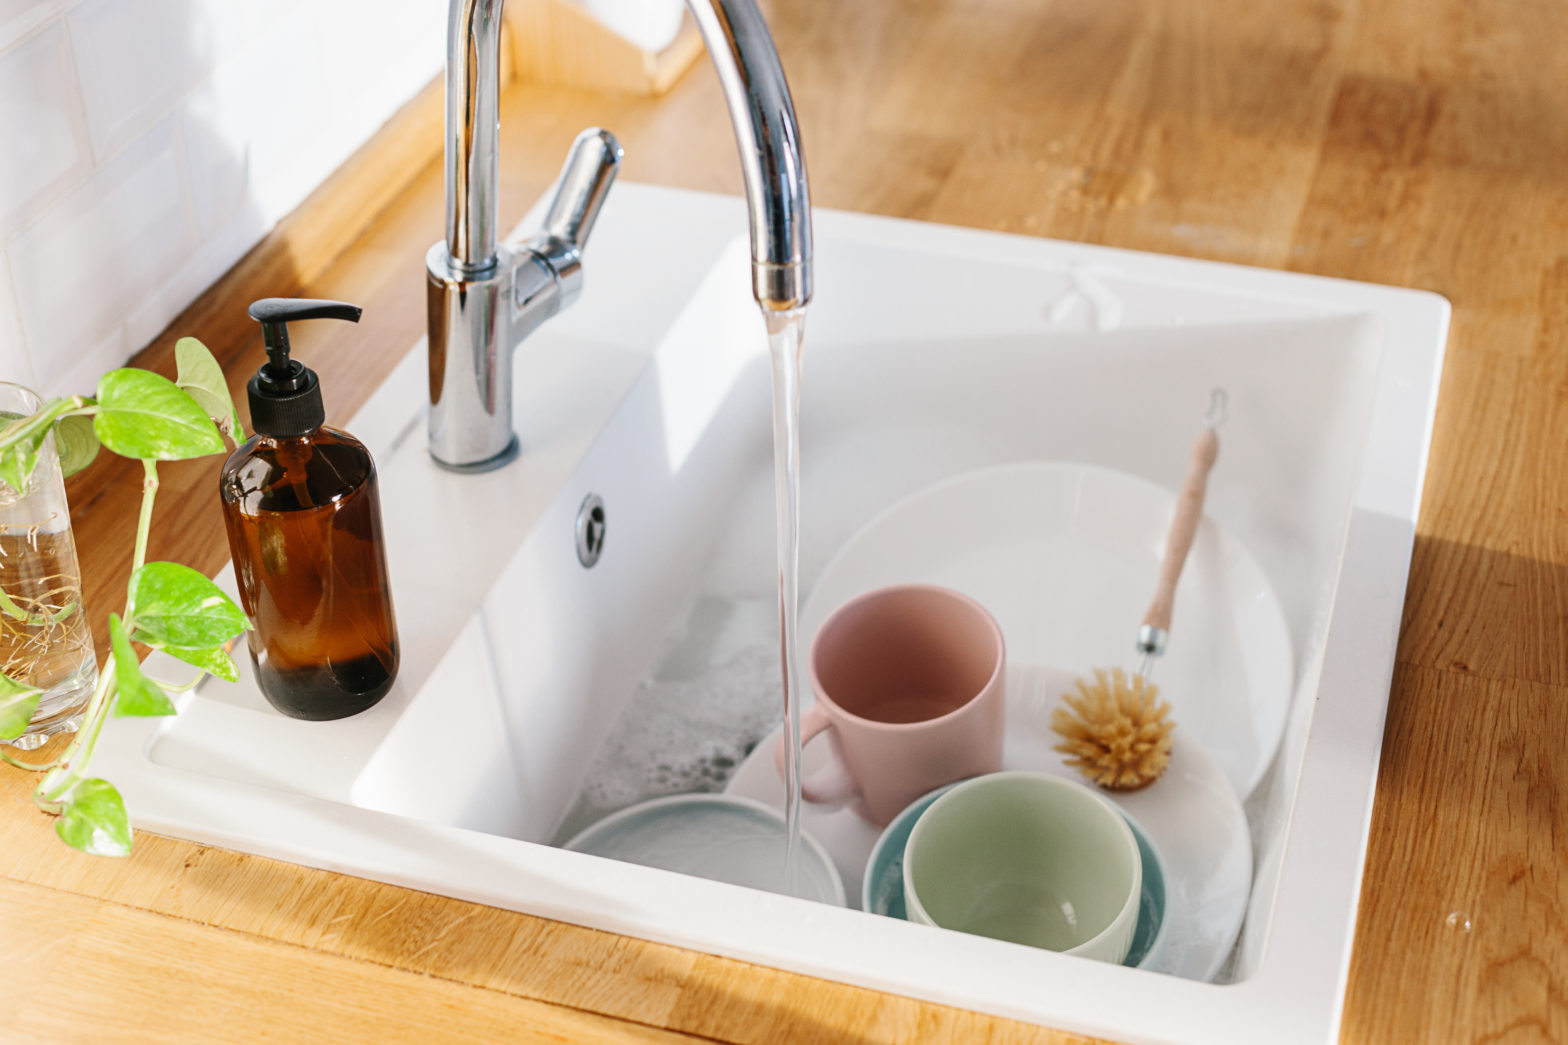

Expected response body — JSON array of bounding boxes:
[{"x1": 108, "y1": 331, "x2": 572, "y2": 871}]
[{"x1": 553, "y1": 597, "x2": 784, "y2": 844}]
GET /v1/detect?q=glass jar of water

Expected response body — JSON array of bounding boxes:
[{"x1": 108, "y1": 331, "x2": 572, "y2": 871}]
[{"x1": 0, "y1": 383, "x2": 96, "y2": 749}]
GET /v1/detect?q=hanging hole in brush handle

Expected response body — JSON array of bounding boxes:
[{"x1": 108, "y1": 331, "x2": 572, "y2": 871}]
[
  {"x1": 1204, "y1": 386, "x2": 1228, "y2": 431},
  {"x1": 1142, "y1": 423, "x2": 1220, "y2": 642},
  {"x1": 773, "y1": 704, "x2": 859, "y2": 805}
]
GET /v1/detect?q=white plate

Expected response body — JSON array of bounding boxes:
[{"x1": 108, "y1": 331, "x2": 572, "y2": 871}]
[
  {"x1": 801, "y1": 461, "x2": 1294, "y2": 798},
  {"x1": 726, "y1": 664, "x2": 1253, "y2": 982}
]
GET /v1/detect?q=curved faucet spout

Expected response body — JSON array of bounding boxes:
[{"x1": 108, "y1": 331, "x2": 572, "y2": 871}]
[
  {"x1": 431, "y1": 0, "x2": 812, "y2": 470},
  {"x1": 685, "y1": 0, "x2": 812, "y2": 310},
  {"x1": 443, "y1": 0, "x2": 812, "y2": 305},
  {"x1": 445, "y1": 0, "x2": 505, "y2": 273}
]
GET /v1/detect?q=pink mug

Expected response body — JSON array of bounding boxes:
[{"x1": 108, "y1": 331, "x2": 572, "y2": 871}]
[{"x1": 775, "y1": 584, "x2": 1006, "y2": 826}]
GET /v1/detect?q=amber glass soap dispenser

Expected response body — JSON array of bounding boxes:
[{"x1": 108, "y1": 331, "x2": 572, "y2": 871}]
[{"x1": 219, "y1": 298, "x2": 399, "y2": 720}]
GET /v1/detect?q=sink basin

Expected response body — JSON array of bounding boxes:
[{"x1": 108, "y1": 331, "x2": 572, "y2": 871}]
[{"x1": 96, "y1": 183, "x2": 1448, "y2": 1045}]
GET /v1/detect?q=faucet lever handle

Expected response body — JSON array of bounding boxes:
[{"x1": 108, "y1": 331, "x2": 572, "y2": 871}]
[{"x1": 543, "y1": 128, "x2": 623, "y2": 253}]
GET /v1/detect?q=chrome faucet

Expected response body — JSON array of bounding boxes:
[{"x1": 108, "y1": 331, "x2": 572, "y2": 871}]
[{"x1": 427, "y1": 0, "x2": 813, "y2": 472}]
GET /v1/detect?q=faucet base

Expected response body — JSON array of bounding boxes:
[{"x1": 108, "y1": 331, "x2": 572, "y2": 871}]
[{"x1": 430, "y1": 435, "x2": 521, "y2": 474}]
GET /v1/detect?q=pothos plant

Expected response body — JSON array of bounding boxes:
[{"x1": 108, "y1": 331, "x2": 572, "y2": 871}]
[{"x1": 0, "y1": 338, "x2": 248, "y2": 856}]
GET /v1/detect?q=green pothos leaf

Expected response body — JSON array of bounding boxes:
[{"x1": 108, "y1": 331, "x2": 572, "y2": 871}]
[
  {"x1": 1, "y1": 399, "x2": 99, "y2": 486},
  {"x1": 93, "y1": 369, "x2": 224, "y2": 461},
  {"x1": 54, "y1": 778, "x2": 132, "y2": 857},
  {"x1": 109, "y1": 613, "x2": 176, "y2": 718},
  {"x1": 175, "y1": 337, "x2": 244, "y2": 442},
  {"x1": 0, "y1": 671, "x2": 43, "y2": 740},
  {"x1": 162, "y1": 643, "x2": 240, "y2": 684},
  {"x1": 127, "y1": 563, "x2": 247, "y2": 650},
  {"x1": 0, "y1": 413, "x2": 49, "y2": 495},
  {"x1": 54, "y1": 414, "x2": 100, "y2": 478}
]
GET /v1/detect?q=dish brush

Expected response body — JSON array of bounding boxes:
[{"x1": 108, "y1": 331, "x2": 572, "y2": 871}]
[{"x1": 1052, "y1": 389, "x2": 1225, "y2": 791}]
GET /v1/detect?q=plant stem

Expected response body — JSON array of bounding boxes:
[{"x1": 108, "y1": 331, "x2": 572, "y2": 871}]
[
  {"x1": 0, "y1": 397, "x2": 93, "y2": 456},
  {"x1": 34, "y1": 662, "x2": 115, "y2": 811},
  {"x1": 0, "y1": 588, "x2": 76, "y2": 626},
  {"x1": 66, "y1": 670, "x2": 116, "y2": 780},
  {"x1": 0, "y1": 747, "x2": 58, "y2": 772},
  {"x1": 127, "y1": 460, "x2": 158, "y2": 614},
  {"x1": 0, "y1": 588, "x2": 31, "y2": 622},
  {"x1": 133, "y1": 460, "x2": 157, "y2": 573},
  {"x1": 34, "y1": 458, "x2": 155, "y2": 813}
]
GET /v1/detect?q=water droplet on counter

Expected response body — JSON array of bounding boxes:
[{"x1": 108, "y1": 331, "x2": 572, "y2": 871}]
[{"x1": 1446, "y1": 911, "x2": 1471, "y2": 933}]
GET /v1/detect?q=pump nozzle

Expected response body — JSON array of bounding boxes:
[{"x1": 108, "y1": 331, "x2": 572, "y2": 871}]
[{"x1": 246, "y1": 298, "x2": 362, "y2": 437}]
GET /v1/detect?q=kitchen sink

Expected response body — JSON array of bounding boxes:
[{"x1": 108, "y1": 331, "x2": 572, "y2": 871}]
[{"x1": 96, "y1": 184, "x2": 1448, "y2": 1045}]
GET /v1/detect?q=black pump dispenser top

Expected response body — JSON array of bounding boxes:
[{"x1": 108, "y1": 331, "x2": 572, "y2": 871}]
[{"x1": 246, "y1": 298, "x2": 362, "y2": 437}]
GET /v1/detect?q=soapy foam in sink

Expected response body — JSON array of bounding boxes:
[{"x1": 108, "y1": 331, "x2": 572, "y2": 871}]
[{"x1": 552, "y1": 597, "x2": 785, "y2": 844}]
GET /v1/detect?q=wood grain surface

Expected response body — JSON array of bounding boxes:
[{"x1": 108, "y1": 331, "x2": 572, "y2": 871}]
[{"x1": 3, "y1": 0, "x2": 1564, "y2": 1042}]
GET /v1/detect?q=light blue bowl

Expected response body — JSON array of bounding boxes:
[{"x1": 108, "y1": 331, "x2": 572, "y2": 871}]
[
  {"x1": 863, "y1": 782, "x2": 1167, "y2": 968},
  {"x1": 566, "y1": 794, "x2": 846, "y2": 906}
]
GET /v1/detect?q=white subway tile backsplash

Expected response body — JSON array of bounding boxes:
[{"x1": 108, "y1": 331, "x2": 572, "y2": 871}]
[
  {"x1": 44, "y1": 318, "x2": 124, "y2": 397},
  {"x1": 185, "y1": 0, "x2": 255, "y2": 69},
  {"x1": 67, "y1": 0, "x2": 244, "y2": 158},
  {"x1": 201, "y1": 4, "x2": 334, "y2": 226},
  {"x1": 123, "y1": 204, "x2": 262, "y2": 350},
  {"x1": 319, "y1": 0, "x2": 444, "y2": 150},
  {"x1": 0, "y1": 254, "x2": 37, "y2": 387},
  {"x1": 0, "y1": 0, "x2": 68, "y2": 52},
  {"x1": 0, "y1": 23, "x2": 92, "y2": 237},
  {"x1": 3, "y1": 0, "x2": 440, "y2": 395},
  {"x1": 177, "y1": 87, "x2": 249, "y2": 237},
  {"x1": 8, "y1": 117, "x2": 195, "y2": 382}
]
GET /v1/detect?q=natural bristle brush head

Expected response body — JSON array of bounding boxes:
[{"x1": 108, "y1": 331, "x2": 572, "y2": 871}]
[
  {"x1": 1050, "y1": 668, "x2": 1175, "y2": 792},
  {"x1": 1052, "y1": 391, "x2": 1221, "y2": 792}
]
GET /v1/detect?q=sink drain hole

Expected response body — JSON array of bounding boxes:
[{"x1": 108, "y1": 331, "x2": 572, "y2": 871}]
[{"x1": 576, "y1": 493, "x2": 606, "y2": 567}]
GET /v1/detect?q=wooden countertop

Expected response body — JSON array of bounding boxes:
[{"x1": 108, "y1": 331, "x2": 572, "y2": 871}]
[{"x1": 3, "y1": 0, "x2": 1564, "y2": 1041}]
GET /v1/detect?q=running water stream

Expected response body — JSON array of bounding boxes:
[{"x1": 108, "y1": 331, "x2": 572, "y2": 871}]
[{"x1": 764, "y1": 308, "x2": 807, "y2": 895}]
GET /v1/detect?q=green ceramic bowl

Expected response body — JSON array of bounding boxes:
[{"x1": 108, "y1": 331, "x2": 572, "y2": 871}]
[{"x1": 864, "y1": 779, "x2": 1167, "y2": 968}]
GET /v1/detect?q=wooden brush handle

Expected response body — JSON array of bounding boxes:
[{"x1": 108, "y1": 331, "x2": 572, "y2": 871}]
[{"x1": 1143, "y1": 426, "x2": 1220, "y2": 634}]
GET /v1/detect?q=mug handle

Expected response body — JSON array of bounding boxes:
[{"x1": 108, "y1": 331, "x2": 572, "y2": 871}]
[{"x1": 773, "y1": 704, "x2": 859, "y2": 805}]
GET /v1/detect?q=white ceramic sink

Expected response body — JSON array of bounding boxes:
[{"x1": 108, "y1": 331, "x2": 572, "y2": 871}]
[{"x1": 96, "y1": 184, "x2": 1448, "y2": 1045}]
